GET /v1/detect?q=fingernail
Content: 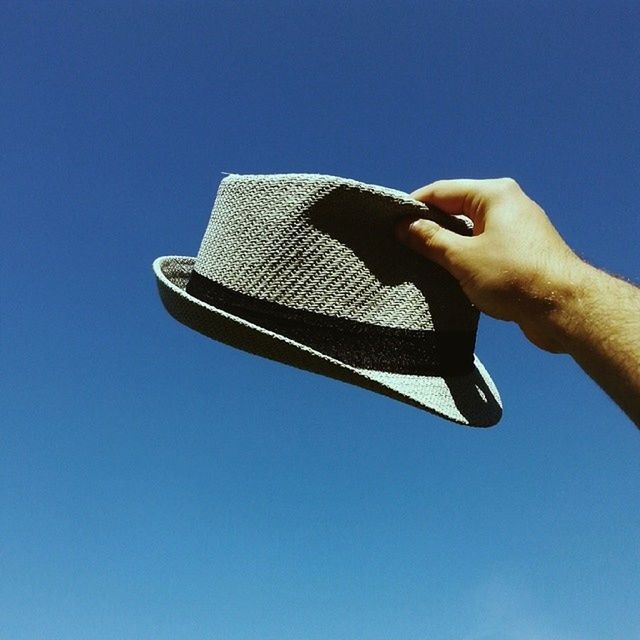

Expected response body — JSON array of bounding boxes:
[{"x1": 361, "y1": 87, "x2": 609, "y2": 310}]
[{"x1": 410, "y1": 218, "x2": 436, "y2": 232}]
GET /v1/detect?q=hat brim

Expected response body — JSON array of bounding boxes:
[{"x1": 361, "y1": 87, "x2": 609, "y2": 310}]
[{"x1": 153, "y1": 256, "x2": 502, "y2": 427}]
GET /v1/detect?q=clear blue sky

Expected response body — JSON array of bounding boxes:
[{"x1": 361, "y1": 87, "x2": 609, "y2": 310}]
[{"x1": 2, "y1": 2, "x2": 639, "y2": 639}]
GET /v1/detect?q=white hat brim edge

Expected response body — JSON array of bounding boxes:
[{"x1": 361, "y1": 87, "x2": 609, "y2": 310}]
[{"x1": 153, "y1": 256, "x2": 503, "y2": 427}]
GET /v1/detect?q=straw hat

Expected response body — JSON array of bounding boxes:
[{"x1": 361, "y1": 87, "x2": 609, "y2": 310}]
[{"x1": 153, "y1": 173, "x2": 502, "y2": 426}]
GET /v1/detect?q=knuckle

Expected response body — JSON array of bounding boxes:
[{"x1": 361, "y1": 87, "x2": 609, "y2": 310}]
[
  {"x1": 416, "y1": 221, "x2": 442, "y2": 248},
  {"x1": 495, "y1": 177, "x2": 521, "y2": 192},
  {"x1": 423, "y1": 180, "x2": 445, "y2": 198}
]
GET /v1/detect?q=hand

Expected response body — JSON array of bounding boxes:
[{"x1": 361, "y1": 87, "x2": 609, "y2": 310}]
[
  {"x1": 396, "y1": 178, "x2": 586, "y2": 352},
  {"x1": 396, "y1": 177, "x2": 640, "y2": 425}
]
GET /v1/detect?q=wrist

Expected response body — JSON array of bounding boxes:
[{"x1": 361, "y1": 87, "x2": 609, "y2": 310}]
[{"x1": 525, "y1": 257, "x2": 598, "y2": 354}]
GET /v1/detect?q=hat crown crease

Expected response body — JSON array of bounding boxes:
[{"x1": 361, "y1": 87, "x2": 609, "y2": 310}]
[{"x1": 192, "y1": 174, "x2": 477, "y2": 333}]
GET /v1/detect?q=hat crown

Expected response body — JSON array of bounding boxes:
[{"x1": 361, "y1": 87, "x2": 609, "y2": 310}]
[{"x1": 193, "y1": 174, "x2": 476, "y2": 332}]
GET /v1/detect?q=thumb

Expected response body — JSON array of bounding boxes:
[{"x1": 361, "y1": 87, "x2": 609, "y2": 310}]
[{"x1": 395, "y1": 217, "x2": 467, "y2": 272}]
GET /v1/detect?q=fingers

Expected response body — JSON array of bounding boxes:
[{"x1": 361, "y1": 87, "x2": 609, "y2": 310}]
[
  {"x1": 395, "y1": 217, "x2": 469, "y2": 274},
  {"x1": 410, "y1": 179, "x2": 483, "y2": 215},
  {"x1": 410, "y1": 177, "x2": 521, "y2": 227}
]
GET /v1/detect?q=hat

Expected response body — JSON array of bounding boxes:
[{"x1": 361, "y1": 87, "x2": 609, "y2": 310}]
[{"x1": 153, "y1": 173, "x2": 502, "y2": 426}]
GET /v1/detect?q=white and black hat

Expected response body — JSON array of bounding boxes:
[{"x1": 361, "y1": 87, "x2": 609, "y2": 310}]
[{"x1": 153, "y1": 173, "x2": 502, "y2": 426}]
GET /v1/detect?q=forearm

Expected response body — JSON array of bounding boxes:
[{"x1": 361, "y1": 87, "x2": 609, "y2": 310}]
[{"x1": 545, "y1": 262, "x2": 640, "y2": 426}]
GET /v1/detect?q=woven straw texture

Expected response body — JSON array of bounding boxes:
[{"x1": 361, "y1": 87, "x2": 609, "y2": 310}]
[{"x1": 154, "y1": 173, "x2": 502, "y2": 427}]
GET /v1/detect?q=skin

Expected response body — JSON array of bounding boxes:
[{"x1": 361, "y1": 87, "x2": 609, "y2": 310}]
[{"x1": 395, "y1": 178, "x2": 640, "y2": 427}]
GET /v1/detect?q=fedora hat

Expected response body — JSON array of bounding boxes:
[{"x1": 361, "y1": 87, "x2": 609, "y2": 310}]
[{"x1": 153, "y1": 173, "x2": 502, "y2": 426}]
